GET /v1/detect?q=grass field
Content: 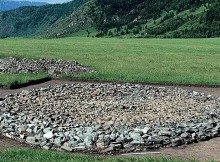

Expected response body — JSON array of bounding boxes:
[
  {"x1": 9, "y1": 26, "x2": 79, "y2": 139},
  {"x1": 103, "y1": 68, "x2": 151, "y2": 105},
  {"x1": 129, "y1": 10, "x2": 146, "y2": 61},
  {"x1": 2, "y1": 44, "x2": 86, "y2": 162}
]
[
  {"x1": 0, "y1": 73, "x2": 49, "y2": 88},
  {"x1": 0, "y1": 37, "x2": 220, "y2": 86},
  {"x1": 0, "y1": 148, "x2": 198, "y2": 162}
]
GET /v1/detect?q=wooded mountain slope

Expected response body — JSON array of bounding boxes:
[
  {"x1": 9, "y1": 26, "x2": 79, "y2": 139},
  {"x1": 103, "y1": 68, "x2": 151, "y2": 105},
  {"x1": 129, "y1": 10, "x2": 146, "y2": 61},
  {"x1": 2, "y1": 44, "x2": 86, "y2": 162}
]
[
  {"x1": 0, "y1": 0, "x2": 219, "y2": 38},
  {"x1": 0, "y1": 0, "x2": 88, "y2": 37}
]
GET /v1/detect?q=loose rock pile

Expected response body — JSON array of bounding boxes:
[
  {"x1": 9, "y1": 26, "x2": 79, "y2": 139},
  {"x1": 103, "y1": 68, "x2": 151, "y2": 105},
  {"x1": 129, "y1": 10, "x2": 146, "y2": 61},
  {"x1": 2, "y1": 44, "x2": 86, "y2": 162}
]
[
  {"x1": 0, "y1": 57, "x2": 92, "y2": 76},
  {"x1": 0, "y1": 83, "x2": 220, "y2": 153}
]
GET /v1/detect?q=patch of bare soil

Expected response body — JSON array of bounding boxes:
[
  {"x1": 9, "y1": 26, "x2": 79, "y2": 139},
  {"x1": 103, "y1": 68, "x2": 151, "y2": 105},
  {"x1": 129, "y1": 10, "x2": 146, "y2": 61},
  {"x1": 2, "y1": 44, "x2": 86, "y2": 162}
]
[
  {"x1": 0, "y1": 80, "x2": 219, "y2": 98},
  {"x1": 160, "y1": 137, "x2": 220, "y2": 161},
  {"x1": 0, "y1": 80, "x2": 219, "y2": 161},
  {"x1": 0, "y1": 136, "x2": 27, "y2": 150}
]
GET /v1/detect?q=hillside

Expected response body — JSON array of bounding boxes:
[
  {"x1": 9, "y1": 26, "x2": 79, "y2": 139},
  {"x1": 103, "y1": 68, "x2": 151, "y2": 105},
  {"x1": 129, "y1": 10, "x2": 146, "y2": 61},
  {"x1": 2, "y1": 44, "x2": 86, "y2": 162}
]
[
  {"x1": 48, "y1": 0, "x2": 220, "y2": 38},
  {"x1": 0, "y1": 0, "x2": 88, "y2": 37},
  {"x1": 0, "y1": 0, "x2": 47, "y2": 12},
  {"x1": 0, "y1": 0, "x2": 220, "y2": 38}
]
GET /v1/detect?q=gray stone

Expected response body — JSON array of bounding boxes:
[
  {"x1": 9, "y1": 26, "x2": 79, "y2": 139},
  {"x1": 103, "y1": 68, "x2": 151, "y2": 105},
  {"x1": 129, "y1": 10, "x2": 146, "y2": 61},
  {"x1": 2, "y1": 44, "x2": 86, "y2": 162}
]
[
  {"x1": 181, "y1": 133, "x2": 190, "y2": 138},
  {"x1": 101, "y1": 147, "x2": 114, "y2": 153},
  {"x1": 172, "y1": 138, "x2": 182, "y2": 147},
  {"x1": 110, "y1": 133, "x2": 117, "y2": 141},
  {"x1": 124, "y1": 143, "x2": 132, "y2": 148},
  {"x1": 61, "y1": 145, "x2": 73, "y2": 152},
  {"x1": 142, "y1": 127, "x2": 150, "y2": 134},
  {"x1": 40, "y1": 141, "x2": 47, "y2": 147},
  {"x1": 159, "y1": 130, "x2": 171, "y2": 136},
  {"x1": 54, "y1": 137, "x2": 63, "y2": 146},
  {"x1": 43, "y1": 131, "x2": 54, "y2": 139},
  {"x1": 26, "y1": 136, "x2": 36, "y2": 144},
  {"x1": 74, "y1": 146, "x2": 86, "y2": 150},
  {"x1": 96, "y1": 142, "x2": 105, "y2": 149},
  {"x1": 84, "y1": 135, "x2": 93, "y2": 147},
  {"x1": 0, "y1": 101, "x2": 4, "y2": 107},
  {"x1": 130, "y1": 141, "x2": 145, "y2": 144},
  {"x1": 42, "y1": 146, "x2": 50, "y2": 150},
  {"x1": 66, "y1": 140, "x2": 78, "y2": 147},
  {"x1": 20, "y1": 134, "x2": 26, "y2": 139},
  {"x1": 43, "y1": 127, "x2": 52, "y2": 134},
  {"x1": 147, "y1": 136, "x2": 163, "y2": 144},
  {"x1": 130, "y1": 132, "x2": 143, "y2": 142},
  {"x1": 86, "y1": 127, "x2": 94, "y2": 134},
  {"x1": 26, "y1": 128, "x2": 33, "y2": 134}
]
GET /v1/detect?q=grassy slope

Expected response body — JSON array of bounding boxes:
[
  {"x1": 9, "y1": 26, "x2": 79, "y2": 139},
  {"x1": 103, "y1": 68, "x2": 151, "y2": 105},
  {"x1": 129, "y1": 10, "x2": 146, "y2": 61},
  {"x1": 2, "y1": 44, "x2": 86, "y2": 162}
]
[
  {"x1": 0, "y1": 37, "x2": 219, "y2": 85},
  {"x1": 0, "y1": 148, "x2": 197, "y2": 162}
]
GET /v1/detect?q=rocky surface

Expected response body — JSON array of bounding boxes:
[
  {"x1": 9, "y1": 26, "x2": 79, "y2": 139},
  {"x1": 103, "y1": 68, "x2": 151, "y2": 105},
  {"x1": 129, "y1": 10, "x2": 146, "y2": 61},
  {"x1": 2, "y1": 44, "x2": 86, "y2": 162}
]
[
  {"x1": 0, "y1": 57, "x2": 93, "y2": 76},
  {"x1": 0, "y1": 83, "x2": 219, "y2": 153}
]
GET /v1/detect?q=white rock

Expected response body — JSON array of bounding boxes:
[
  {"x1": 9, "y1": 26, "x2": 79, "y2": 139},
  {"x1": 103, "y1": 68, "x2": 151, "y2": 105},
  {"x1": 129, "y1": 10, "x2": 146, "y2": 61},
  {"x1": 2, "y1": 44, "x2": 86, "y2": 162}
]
[{"x1": 43, "y1": 131, "x2": 54, "y2": 139}]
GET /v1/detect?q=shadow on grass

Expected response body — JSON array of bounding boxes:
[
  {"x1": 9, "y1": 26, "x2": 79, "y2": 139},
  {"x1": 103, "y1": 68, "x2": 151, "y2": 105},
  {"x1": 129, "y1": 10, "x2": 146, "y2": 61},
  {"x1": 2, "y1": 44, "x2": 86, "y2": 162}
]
[{"x1": 0, "y1": 73, "x2": 51, "y2": 89}]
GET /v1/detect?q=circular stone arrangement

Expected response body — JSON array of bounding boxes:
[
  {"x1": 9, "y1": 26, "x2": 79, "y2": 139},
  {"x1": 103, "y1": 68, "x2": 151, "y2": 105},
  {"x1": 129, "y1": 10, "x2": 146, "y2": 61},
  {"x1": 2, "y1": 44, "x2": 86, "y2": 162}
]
[
  {"x1": 0, "y1": 57, "x2": 93, "y2": 76},
  {"x1": 0, "y1": 83, "x2": 220, "y2": 153}
]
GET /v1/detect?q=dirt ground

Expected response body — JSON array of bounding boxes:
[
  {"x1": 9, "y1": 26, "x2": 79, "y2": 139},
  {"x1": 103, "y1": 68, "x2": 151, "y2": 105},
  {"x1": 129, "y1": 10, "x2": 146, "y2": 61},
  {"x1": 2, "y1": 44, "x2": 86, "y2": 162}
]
[
  {"x1": 0, "y1": 80, "x2": 220, "y2": 161},
  {"x1": 0, "y1": 135, "x2": 27, "y2": 150}
]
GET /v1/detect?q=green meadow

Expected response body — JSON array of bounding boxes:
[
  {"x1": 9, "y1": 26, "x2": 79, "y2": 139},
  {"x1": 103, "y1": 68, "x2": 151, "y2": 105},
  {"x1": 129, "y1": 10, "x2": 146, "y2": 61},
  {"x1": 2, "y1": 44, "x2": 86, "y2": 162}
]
[
  {"x1": 0, "y1": 148, "x2": 198, "y2": 162},
  {"x1": 0, "y1": 37, "x2": 219, "y2": 86},
  {"x1": 0, "y1": 73, "x2": 49, "y2": 88}
]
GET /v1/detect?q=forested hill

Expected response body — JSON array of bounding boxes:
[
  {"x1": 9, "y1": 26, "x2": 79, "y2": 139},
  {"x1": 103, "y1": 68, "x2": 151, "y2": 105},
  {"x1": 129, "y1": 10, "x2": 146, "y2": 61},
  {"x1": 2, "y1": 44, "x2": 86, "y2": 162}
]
[
  {"x1": 0, "y1": 0, "x2": 220, "y2": 38},
  {"x1": 92, "y1": 0, "x2": 220, "y2": 38},
  {"x1": 0, "y1": 0, "x2": 47, "y2": 12},
  {"x1": 0, "y1": 0, "x2": 89, "y2": 37}
]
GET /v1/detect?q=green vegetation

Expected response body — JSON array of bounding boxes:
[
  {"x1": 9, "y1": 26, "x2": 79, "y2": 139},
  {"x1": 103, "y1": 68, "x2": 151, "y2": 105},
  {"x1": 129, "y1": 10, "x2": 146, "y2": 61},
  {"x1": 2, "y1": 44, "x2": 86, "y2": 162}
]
[
  {"x1": 0, "y1": 37, "x2": 219, "y2": 86},
  {"x1": 0, "y1": 73, "x2": 49, "y2": 88},
  {"x1": 90, "y1": 0, "x2": 220, "y2": 38},
  {"x1": 0, "y1": 0, "x2": 89, "y2": 37},
  {"x1": 0, "y1": 0, "x2": 219, "y2": 38},
  {"x1": 0, "y1": 148, "x2": 198, "y2": 162}
]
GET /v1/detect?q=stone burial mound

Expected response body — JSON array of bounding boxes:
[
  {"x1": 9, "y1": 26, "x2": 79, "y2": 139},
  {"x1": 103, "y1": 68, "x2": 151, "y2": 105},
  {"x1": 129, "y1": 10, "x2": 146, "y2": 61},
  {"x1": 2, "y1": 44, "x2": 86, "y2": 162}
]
[
  {"x1": 0, "y1": 57, "x2": 93, "y2": 76},
  {"x1": 0, "y1": 83, "x2": 220, "y2": 153}
]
